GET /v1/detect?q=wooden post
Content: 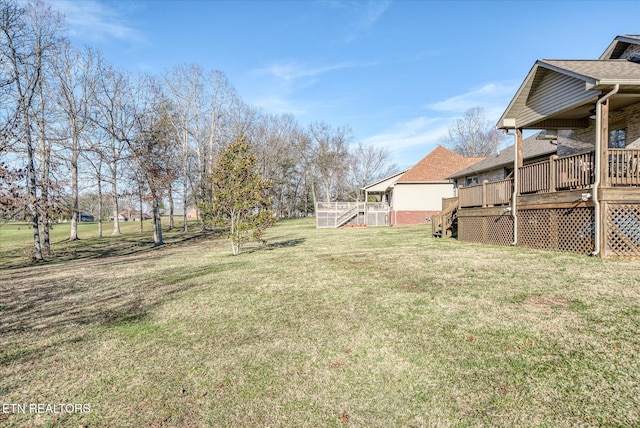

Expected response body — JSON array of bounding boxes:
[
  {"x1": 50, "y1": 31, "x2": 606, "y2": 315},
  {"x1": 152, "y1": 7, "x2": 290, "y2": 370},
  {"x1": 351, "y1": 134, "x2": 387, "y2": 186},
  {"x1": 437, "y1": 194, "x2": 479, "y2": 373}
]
[
  {"x1": 549, "y1": 154, "x2": 558, "y2": 192},
  {"x1": 482, "y1": 180, "x2": 488, "y2": 207},
  {"x1": 600, "y1": 100, "x2": 610, "y2": 187},
  {"x1": 516, "y1": 128, "x2": 523, "y2": 196}
]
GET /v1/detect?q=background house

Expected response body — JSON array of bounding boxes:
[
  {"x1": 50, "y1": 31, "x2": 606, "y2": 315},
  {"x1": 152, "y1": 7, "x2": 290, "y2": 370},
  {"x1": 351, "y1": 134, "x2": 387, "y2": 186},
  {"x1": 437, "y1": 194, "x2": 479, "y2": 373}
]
[
  {"x1": 390, "y1": 146, "x2": 483, "y2": 225},
  {"x1": 316, "y1": 146, "x2": 483, "y2": 228}
]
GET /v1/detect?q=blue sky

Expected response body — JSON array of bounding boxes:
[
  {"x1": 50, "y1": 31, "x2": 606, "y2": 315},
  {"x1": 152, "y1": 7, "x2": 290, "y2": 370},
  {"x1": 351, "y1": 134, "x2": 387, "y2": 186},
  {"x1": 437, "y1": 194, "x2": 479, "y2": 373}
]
[{"x1": 54, "y1": 0, "x2": 640, "y2": 168}]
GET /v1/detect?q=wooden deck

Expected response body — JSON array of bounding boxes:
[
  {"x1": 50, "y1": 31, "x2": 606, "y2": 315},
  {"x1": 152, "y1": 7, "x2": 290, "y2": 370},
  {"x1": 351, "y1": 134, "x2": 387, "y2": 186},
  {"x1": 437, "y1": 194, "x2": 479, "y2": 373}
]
[
  {"x1": 450, "y1": 148, "x2": 640, "y2": 258},
  {"x1": 315, "y1": 202, "x2": 390, "y2": 228}
]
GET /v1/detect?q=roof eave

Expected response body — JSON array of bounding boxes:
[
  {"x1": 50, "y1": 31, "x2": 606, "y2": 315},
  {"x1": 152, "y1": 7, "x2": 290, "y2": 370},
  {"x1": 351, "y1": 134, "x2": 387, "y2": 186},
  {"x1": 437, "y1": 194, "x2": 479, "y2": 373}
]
[
  {"x1": 496, "y1": 62, "x2": 541, "y2": 129},
  {"x1": 586, "y1": 80, "x2": 640, "y2": 90}
]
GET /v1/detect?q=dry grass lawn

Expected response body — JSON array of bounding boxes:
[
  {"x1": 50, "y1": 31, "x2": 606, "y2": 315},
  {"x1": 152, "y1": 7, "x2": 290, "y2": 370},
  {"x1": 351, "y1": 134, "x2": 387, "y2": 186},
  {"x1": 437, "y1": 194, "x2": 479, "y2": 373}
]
[{"x1": 1, "y1": 218, "x2": 640, "y2": 427}]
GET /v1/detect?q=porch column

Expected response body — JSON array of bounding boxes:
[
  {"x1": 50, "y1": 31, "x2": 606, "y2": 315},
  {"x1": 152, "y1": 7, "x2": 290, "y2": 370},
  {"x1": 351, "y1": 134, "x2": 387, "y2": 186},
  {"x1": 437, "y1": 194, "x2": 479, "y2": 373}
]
[
  {"x1": 599, "y1": 99, "x2": 610, "y2": 187},
  {"x1": 598, "y1": 98, "x2": 610, "y2": 256},
  {"x1": 516, "y1": 128, "x2": 523, "y2": 196}
]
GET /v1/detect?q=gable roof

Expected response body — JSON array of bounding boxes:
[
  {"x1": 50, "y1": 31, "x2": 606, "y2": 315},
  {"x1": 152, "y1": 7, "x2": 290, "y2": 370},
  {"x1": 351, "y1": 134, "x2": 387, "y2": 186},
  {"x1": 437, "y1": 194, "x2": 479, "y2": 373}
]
[
  {"x1": 600, "y1": 34, "x2": 640, "y2": 60},
  {"x1": 362, "y1": 169, "x2": 408, "y2": 192},
  {"x1": 497, "y1": 35, "x2": 640, "y2": 130},
  {"x1": 397, "y1": 146, "x2": 484, "y2": 183}
]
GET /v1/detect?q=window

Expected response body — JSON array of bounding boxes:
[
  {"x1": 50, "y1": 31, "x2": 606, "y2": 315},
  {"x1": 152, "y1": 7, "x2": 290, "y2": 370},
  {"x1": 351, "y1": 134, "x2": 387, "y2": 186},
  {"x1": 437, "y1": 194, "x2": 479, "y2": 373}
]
[
  {"x1": 609, "y1": 122, "x2": 626, "y2": 148},
  {"x1": 465, "y1": 176, "x2": 479, "y2": 186}
]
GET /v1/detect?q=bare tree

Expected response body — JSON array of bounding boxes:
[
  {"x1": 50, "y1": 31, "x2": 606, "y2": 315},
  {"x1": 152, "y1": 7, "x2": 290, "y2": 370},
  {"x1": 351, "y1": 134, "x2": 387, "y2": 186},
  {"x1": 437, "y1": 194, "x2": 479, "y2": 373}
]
[
  {"x1": 0, "y1": 0, "x2": 63, "y2": 260},
  {"x1": 306, "y1": 121, "x2": 352, "y2": 202},
  {"x1": 52, "y1": 43, "x2": 99, "y2": 241},
  {"x1": 93, "y1": 65, "x2": 133, "y2": 236},
  {"x1": 348, "y1": 142, "x2": 398, "y2": 201},
  {"x1": 163, "y1": 64, "x2": 203, "y2": 232},
  {"x1": 127, "y1": 75, "x2": 179, "y2": 246},
  {"x1": 441, "y1": 106, "x2": 506, "y2": 157}
]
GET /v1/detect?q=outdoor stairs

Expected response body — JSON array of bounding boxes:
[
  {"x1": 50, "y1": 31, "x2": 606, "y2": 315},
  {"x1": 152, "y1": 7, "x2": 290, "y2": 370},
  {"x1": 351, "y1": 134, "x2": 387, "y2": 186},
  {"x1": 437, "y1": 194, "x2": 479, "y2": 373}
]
[
  {"x1": 336, "y1": 205, "x2": 359, "y2": 227},
  {"x1": 433, "y1": 204, "x2": 457, "y2": 238}
]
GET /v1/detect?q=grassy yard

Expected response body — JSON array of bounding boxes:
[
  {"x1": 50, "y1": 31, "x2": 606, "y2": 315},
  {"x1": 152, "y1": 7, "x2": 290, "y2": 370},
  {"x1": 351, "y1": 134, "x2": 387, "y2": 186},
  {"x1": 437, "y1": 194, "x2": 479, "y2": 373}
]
[{"x1": 1, "y1": 219, "x2": 639, "y2": 427}]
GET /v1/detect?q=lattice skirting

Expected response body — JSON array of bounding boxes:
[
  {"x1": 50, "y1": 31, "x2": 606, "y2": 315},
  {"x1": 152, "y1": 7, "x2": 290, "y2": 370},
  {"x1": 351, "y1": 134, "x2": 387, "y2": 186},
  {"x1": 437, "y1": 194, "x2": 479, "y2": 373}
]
[
  {"x1": 458, "y1": 215, "x2": 514, "y2": 246},
  {"x1": 458, "y1": 207, "x2": 595, "y2": 255},
  {"x1": 518, "y1": 207, "x2": 594, "y2": 255},
  {"x1": 605, "y1": 203, "x2": 640, "y2": 258}
]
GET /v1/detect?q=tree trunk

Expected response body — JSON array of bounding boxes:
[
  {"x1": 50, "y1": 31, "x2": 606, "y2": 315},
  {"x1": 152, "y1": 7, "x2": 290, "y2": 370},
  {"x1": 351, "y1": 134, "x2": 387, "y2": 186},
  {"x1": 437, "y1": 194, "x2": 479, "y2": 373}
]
[
  {"x1": 39, "y1": 140, "x2": 51, "y2": 256},
  {"x1": 168, "y1": 185, "x2": 174, "y2": 231},
  {"x1": 37, "y1": 77, "x2": 51, "y2": 256},
  {"x1": 139, "y1": 180, "x2": 144, "y2": 234},
  {"x1": 111, "y1": 168, "x2": 121, "y2": 235},
  {"x1": 97, "y1": 167, "x2": 103, "y2": 238},
  {"x1": 152, "y1": 191, "x2": 163, "y2": 246},
  {"x1": 69, "y1": 136, "x2": 79, "y2": 241},
  {"x1": 182, "y1": 169, "x2": 188, "y2": 232}
]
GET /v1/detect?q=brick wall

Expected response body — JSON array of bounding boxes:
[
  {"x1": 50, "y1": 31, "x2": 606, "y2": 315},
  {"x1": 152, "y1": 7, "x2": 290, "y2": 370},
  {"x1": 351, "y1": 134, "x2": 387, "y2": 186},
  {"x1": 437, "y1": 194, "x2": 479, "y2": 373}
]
[
  {"x1": 391, "y1": 210, "x2": 440, "y2": 226},
  {"x1": 566, "y1": 101, "x2": 640, "y2": 149}
]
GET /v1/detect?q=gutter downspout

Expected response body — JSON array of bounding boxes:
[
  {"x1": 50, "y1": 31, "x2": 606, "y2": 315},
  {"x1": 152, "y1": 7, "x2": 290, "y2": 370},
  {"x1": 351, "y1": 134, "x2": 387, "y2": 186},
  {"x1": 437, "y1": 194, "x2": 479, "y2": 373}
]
[
  {"x1": 592, "y1": 84, "x2": 619, "y2": 257},
  {"x1": 506, "y1": 129, "x2": 518, "y2": 245}
]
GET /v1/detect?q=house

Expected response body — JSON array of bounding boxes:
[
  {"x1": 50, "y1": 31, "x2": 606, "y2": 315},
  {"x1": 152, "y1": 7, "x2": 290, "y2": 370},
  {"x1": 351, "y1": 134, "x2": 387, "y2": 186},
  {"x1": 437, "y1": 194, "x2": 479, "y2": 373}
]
[
  {"x1": 118, "y1": 209, "x2": 151, "y2": 221},
  {"x1": 388, "y1": 146, "x2": 483, "y2": 225},
  {"x1": 315, "y1": 169, "x2": 405, "y2": 228},
  {"x1": 78, "y1": 212, "x2": 94, "y2": 222},
  {"x1": 315, "y1": 146, "x2": 482, "y2": 227},
  {"x1": 434, "y1": 35, "x2": 640, "y2": 258}
]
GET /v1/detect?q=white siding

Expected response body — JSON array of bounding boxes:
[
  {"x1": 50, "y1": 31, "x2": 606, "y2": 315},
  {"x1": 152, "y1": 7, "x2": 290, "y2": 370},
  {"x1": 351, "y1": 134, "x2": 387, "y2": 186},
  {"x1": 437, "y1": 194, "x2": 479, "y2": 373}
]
[
  {"x1": 518, "y1": 71, "x2": 597, "y2": 127},
  {"x1": 392, "y1": 183, "x2": 455, "y2": 211}
]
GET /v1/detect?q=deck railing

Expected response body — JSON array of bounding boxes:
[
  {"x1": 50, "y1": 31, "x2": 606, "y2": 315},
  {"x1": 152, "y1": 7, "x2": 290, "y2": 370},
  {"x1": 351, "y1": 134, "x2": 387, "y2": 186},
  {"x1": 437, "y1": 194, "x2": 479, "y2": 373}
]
[
  {"x1": 555, "y1": 152, "x2": 595, "y2": 190},
  {"x1": 519, "y1": 151, "x2": 597, "y2": 194},
  {"x1": 486, "y1": 179, "x2": 514, "y2": 206},
  {"x1": 459, "y1": 149, "x2": 640, "y2": 210},
  {"x1": 459, "y1": 179, "x2": 513, "y2": 208},
  {"x1": 519, "y1": 160, "x2": 551, "y2": 194},
  {"x1": 459, "y1": 183, "x2": 484, "y2": 208},
  {"x1": 608, "y1": 148, "x2": 640, "y2": 185}
]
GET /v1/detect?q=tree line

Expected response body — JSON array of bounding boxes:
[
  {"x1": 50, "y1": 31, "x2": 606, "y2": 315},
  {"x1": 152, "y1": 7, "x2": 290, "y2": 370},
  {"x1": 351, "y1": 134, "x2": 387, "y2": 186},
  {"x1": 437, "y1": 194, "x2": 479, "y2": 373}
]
[{"x1": 0, "y1": 0, "x2": 397, "y2": 260}]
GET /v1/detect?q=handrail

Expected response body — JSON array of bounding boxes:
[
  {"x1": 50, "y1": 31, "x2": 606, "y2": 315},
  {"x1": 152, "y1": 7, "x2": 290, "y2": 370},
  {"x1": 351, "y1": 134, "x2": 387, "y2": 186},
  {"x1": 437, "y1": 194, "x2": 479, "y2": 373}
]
[
  {"x1": 335, "y1": 205, "x2": 359, "y2": 227},
  {"x1": 608, "y1": 148, "x2": 640, "y2": 185},
  {"x1": 459, "y1": 184, "x2": 483, "y2": 208},
  {"x1": 519, "y1": 160, "x2": 550, "y2": 194},
  {"x1": 485, "y1": 179, "x2": 513, "y2": 206}
]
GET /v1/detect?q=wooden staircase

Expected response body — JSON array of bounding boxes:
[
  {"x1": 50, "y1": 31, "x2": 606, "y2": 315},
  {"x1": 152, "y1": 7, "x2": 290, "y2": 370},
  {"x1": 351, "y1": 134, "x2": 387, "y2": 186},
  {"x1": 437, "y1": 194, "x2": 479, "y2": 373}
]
[
  {"x1": 432, "y1": 203, "x2": 458, "y2": 238},
  {"x1": 336, "y1": 204, "x2": 359, "y2": 227}
]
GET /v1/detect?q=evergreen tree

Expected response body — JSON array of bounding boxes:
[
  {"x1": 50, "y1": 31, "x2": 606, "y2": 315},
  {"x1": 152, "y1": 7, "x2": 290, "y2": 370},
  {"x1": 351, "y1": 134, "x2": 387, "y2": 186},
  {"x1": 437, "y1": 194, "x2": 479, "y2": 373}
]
[{"x1": 200, "y1": 136, "x2": 275, "y2": 255}]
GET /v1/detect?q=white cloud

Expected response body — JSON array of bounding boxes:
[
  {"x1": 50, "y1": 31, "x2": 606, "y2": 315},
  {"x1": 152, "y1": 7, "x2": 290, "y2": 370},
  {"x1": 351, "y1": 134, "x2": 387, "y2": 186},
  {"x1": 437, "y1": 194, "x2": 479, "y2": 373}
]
[
  {"x1": 362, "y1": 116, "x2": 451, "y2": 154},
  {"x1": 321, "y1": 0, "x2": 391, "y2": 42},
  {"x1": 258, "y1": 60, "x2": 375, "y2": 83},
  {"x1": 345, "y1": 0, "x2": 391, "y2": 42},
  {"x1": 54, "y1": 0, "x2": 146, "y2": 45},
  {"x1": 427, "y1": 81, "x2": 519, "y2": 119}
]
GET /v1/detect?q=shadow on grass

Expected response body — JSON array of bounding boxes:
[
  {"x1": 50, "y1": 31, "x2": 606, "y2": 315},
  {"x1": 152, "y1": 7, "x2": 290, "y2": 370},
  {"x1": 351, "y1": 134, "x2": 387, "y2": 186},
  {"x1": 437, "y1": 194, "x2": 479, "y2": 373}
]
[
  {"x1": 0, "y1": 228, "x2": 227, "y2": 271},
  {"x1": 0, "y1": 259, "x2": 233, "y2": 370},
  {"x1": 241, "y1": 237, "x2": 306, "y2": 254},
  {"x1": 0, "y1": 230, "x2": 305, "y2": 368}
]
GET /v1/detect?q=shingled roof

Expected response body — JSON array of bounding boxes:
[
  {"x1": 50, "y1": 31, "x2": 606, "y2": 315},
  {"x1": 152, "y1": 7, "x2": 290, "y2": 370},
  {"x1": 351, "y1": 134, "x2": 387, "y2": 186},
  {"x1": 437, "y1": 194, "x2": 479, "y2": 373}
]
[
  {"x1": 448, "y1": 131, "x2": 593, "y2": 179},
  {"x1": 397, "y1": 146, "x2": 484, "y2": 183},
  {"x1": 539, "y1": 59, "x2": 640, "y2": 83}
]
